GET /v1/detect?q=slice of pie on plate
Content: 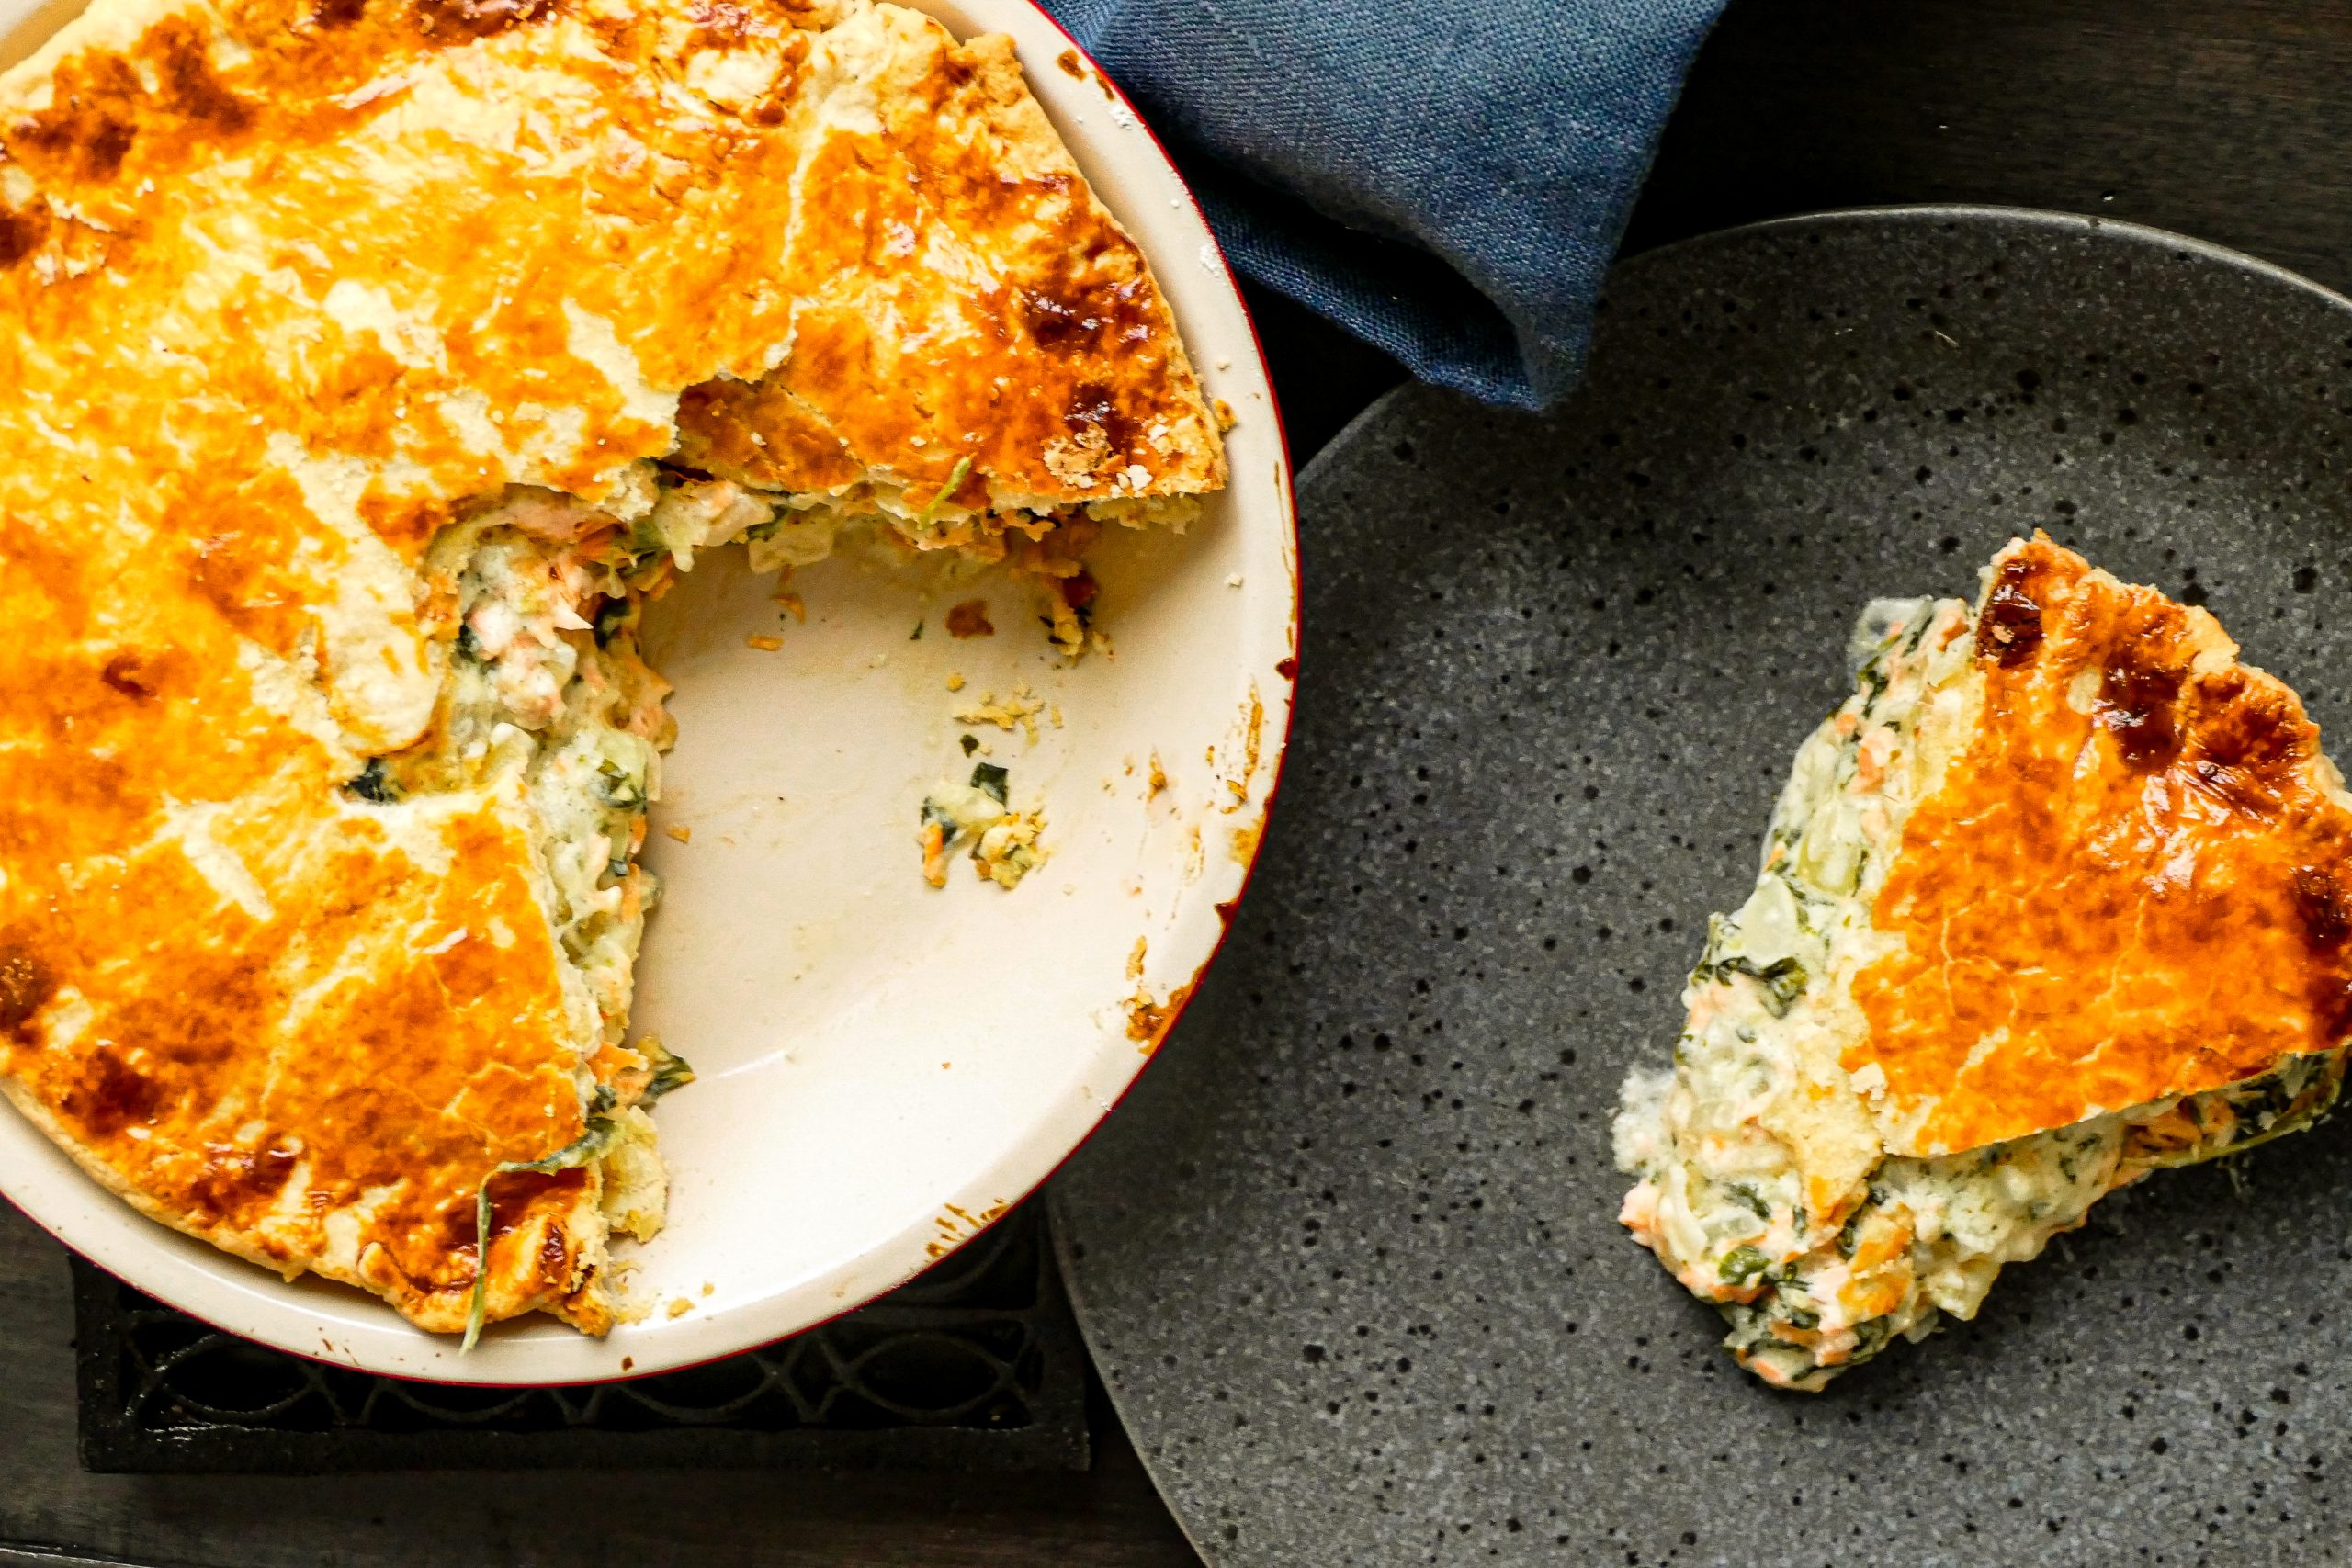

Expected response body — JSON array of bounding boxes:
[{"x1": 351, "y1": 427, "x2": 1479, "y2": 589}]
[
  {"x1": 1616, "y1": 534, "x2": 2352, "y2": 1388},
  {"x1": 0, "y1": 0, "x2": 1221, "y2": 1339}
]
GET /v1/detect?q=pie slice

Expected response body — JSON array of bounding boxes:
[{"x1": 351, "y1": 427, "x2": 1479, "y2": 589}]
[
  {"x1": 1615, "y1": 534, "x2": 2352, "y2": 1389},
  {"x1": 0, "y1": 0, "x2": 1222, "y2": 1338}
]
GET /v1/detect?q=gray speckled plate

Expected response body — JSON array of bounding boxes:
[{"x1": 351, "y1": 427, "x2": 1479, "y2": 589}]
[{"x1": 1052, "y1": 208, "x2": 2352, "y2": 1568}]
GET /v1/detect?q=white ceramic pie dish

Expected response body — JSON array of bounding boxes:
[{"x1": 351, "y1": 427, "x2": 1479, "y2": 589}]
[{"x1": 0, "y1": 0, "x2": 1296, "y2": 1383}]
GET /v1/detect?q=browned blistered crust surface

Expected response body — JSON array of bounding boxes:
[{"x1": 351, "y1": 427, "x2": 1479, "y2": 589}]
[
  {"x1": 1849, "y1": 535, "x2": 2352, "y2": 1156},
  {"x1": 670, "y1": 17, "x2": 1227, "y2": 521},
  {"x1": 0, "y1": 0, "x2": 1222, "y2": 1333}
]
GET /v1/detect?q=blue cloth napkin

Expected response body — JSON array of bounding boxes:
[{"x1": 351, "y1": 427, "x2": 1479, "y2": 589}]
[{"x1": 1040, "y1": 0, "x2": 1728, "y2": 410}]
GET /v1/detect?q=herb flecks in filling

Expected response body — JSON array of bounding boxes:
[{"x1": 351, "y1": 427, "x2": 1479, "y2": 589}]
[
  {"x1": 347, "y1": 458, "x2": 1106, "y2": 1338},
  {"x1": 1614, "y1": 595, "x2": 2347, "y2": 1391},
  {"x1": 344, "y1": 472, "x2": 761, "y2": 1340},
  {"x1": 919, "y1": 761, "x2": 1048, "y2": 890}
]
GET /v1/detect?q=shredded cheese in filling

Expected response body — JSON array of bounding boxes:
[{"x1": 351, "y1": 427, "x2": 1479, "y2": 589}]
[{"x1": 1613, "y1": 598, "x2": 2347, "y2": 1390}]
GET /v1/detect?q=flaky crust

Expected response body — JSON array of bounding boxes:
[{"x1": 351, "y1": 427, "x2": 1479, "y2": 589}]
[
  {"x1": 1849, "y1": 535, "x2": 2352, "y2": 1156},
  {"x1": 669, "y1": 9, "x2": 1226, "y2": 520}
]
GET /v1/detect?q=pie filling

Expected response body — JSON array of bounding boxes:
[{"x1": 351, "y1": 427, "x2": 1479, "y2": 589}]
[
  {"x1": 343, "y1": 459, "x2": 1182, "y2": 1328},
  {"x1": 1614, "y1": 593, "x2": 2347, "y2": 1391}
]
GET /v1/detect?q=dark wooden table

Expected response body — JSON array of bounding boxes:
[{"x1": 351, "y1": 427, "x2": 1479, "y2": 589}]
[{"x1": 14, "y1": 0, "x2": 2352, "y2": 1562}]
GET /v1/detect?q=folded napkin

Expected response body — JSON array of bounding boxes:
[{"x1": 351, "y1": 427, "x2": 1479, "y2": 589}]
[{"x1": 1042, "y1": 0, "x2": 1728, "y2": 410}]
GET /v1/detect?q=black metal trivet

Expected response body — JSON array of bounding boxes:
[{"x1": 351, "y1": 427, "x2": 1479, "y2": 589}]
[{"x1": 73, "y1": 1201, "x2": 1088, "y2": 1472}]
